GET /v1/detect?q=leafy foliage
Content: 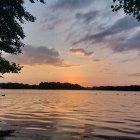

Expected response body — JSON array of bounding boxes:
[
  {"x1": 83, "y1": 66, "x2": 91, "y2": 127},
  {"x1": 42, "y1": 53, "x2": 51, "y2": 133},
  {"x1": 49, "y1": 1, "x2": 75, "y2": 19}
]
[
  {"x1": 111, "y1": 0, "x2": 140, "y2": 21},
  {"x1": 0, "y1": 56, "x2": 22, "y2": 78},
  {"x1": 0, "y1": 0, "x2": 45, "y2": 77}
]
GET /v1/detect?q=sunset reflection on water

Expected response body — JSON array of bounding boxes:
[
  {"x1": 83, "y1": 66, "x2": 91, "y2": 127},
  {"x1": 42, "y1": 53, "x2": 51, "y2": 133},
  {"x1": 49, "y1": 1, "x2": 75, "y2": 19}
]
[{"x1": 0, "y1": 90, "x2": 140, "y2": 140}]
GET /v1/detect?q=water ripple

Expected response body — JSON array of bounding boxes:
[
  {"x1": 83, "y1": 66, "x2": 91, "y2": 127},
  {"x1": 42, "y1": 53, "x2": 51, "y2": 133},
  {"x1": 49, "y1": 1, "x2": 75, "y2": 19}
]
[{"x1": 0, "y1": 90, "x2": 140, "y2": 140}]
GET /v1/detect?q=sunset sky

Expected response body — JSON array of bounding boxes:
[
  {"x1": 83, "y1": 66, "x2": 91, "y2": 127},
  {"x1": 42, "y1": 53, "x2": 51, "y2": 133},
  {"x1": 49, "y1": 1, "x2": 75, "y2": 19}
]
[{"x1": 2, "y1": 0, "x2": 140, "y2": 86}]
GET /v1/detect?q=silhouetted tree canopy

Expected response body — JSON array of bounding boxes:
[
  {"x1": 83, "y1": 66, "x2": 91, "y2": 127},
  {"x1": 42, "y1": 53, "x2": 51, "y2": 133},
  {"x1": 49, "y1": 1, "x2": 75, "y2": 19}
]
[
  {"x1": 0, "y1": 0, "x2": 45, "y2": 77},
  {"x1": 112, "y1": 0, "x2": 140, "y2": 21}
]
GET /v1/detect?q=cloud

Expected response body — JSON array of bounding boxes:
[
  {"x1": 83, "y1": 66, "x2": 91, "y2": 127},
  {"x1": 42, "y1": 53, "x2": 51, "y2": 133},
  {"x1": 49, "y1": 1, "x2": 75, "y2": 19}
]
[
  {"x1": 41, "y1": 0, "x2": 140, "y2": 55},
  {"x1": 41, "y1": 13, "x2": 67, "y2": 31},
  {"x1": 73, "y1": 16, "x2": 140, "y2": 45},
  {"x1": 70, "y1": 48, "x2": 94, "y2": 56},
  {"x1": 93, "y1": 59, "x2": 101, "y2": 62},
  {"x1": 6, "y1": 45, "x2": 72, "y2": 67},
  {"x1": 41, "y1": 15, "x2": 60, "y2": 31},
  {"x1": 52, "y1": 0, "x2": 94, "y2": 10},
  {"x1": 127, "y1": 73, "x2": 140, "y2": 77},
  {"x1": 75, "y1": 10, "x2": 98, "y2": 23},
  {"x1": 111, "y1": 32, "x2": 140, "y2": 52}
]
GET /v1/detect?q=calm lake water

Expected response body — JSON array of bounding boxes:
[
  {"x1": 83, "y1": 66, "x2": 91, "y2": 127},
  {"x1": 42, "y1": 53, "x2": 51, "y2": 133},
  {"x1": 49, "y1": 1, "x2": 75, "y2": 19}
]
[{"x1": 0, "y1": 90, "x2": 140, "y2": 140}]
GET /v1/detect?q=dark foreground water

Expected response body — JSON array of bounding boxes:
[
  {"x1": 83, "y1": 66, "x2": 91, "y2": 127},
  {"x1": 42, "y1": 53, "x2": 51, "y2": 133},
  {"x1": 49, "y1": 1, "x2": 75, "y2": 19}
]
[{"x1": 0, "y1": 90, "x2": 140, "y2": 140}]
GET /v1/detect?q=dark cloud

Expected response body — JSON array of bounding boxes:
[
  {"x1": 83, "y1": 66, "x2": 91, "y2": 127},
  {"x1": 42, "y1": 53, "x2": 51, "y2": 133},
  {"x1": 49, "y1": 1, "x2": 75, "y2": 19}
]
[
  {"x1": 70, "y1": 48, "x2": 94, "y2": 56},
  {"x1": 112, "y1": 32, "x2": 140, "y2": 52},
  {"x1": 104, "y1": 68, "x2": 110, "y2": 71},
  {"x1": 42, "y1": 23, "x2": 55, "y2": 31},
  {"x1": 93, "y1": 59, "x2": 101, "y2": 62},
  {"x1": 73, "y1": 16, "x2": 140, "y2": 46},
  {"x1": 41, "y1": 15, "x2": 60, "y2": 31},
  {"x1": 6, "y1": 45, "x2": 71, "y2": 67},
  {"x1": 120, "y1": 59, "x2": 130, "y2": 63},
  {"x1": 75, "y1": 10, "x2": 98, "y2": 23},
  {"x1": 52, "y1": 0, "x2": 94, "y2": 10},
  {"x1": 127, "y1": 73, "x2": 140, "y2": 77},
  {"x1": 41, "y1": 13, "x2": 67, "y2": 31}
]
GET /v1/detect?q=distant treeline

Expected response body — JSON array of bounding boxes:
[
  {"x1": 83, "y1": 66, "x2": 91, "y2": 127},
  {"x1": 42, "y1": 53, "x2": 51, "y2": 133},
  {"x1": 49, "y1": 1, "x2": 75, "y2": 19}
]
[
  {"x1": 0, "y1": 82, "x2": 84, "y2": 90},
  {"x1": 0, "y1": 82, "x2": 140, "y2": 91},
  {"x1": 92, "y1": 86, "x2": 140, "y2": 91}
]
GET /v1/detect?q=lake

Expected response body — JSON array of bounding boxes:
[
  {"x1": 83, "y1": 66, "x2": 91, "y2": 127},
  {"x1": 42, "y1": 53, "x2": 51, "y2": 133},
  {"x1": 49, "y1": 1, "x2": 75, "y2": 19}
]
[{"x1": 0, "y1": 90, "x2": 140, "y2": 140}]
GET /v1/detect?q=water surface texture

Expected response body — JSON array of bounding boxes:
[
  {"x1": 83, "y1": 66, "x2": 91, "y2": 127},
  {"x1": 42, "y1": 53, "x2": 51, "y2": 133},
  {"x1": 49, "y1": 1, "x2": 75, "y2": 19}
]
[{"x1": 0, "y1": 90, "x2": 140, "y2": 140}]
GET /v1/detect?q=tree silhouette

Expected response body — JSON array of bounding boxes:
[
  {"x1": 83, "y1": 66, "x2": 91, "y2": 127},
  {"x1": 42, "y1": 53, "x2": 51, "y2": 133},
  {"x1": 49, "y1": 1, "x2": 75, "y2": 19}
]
[
  {"x1": 0, "y1": 0, "x2": 45, "y2": 77},
  {"x1": 111, "y1": 0, "x2": 140, "y2": 21}
]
